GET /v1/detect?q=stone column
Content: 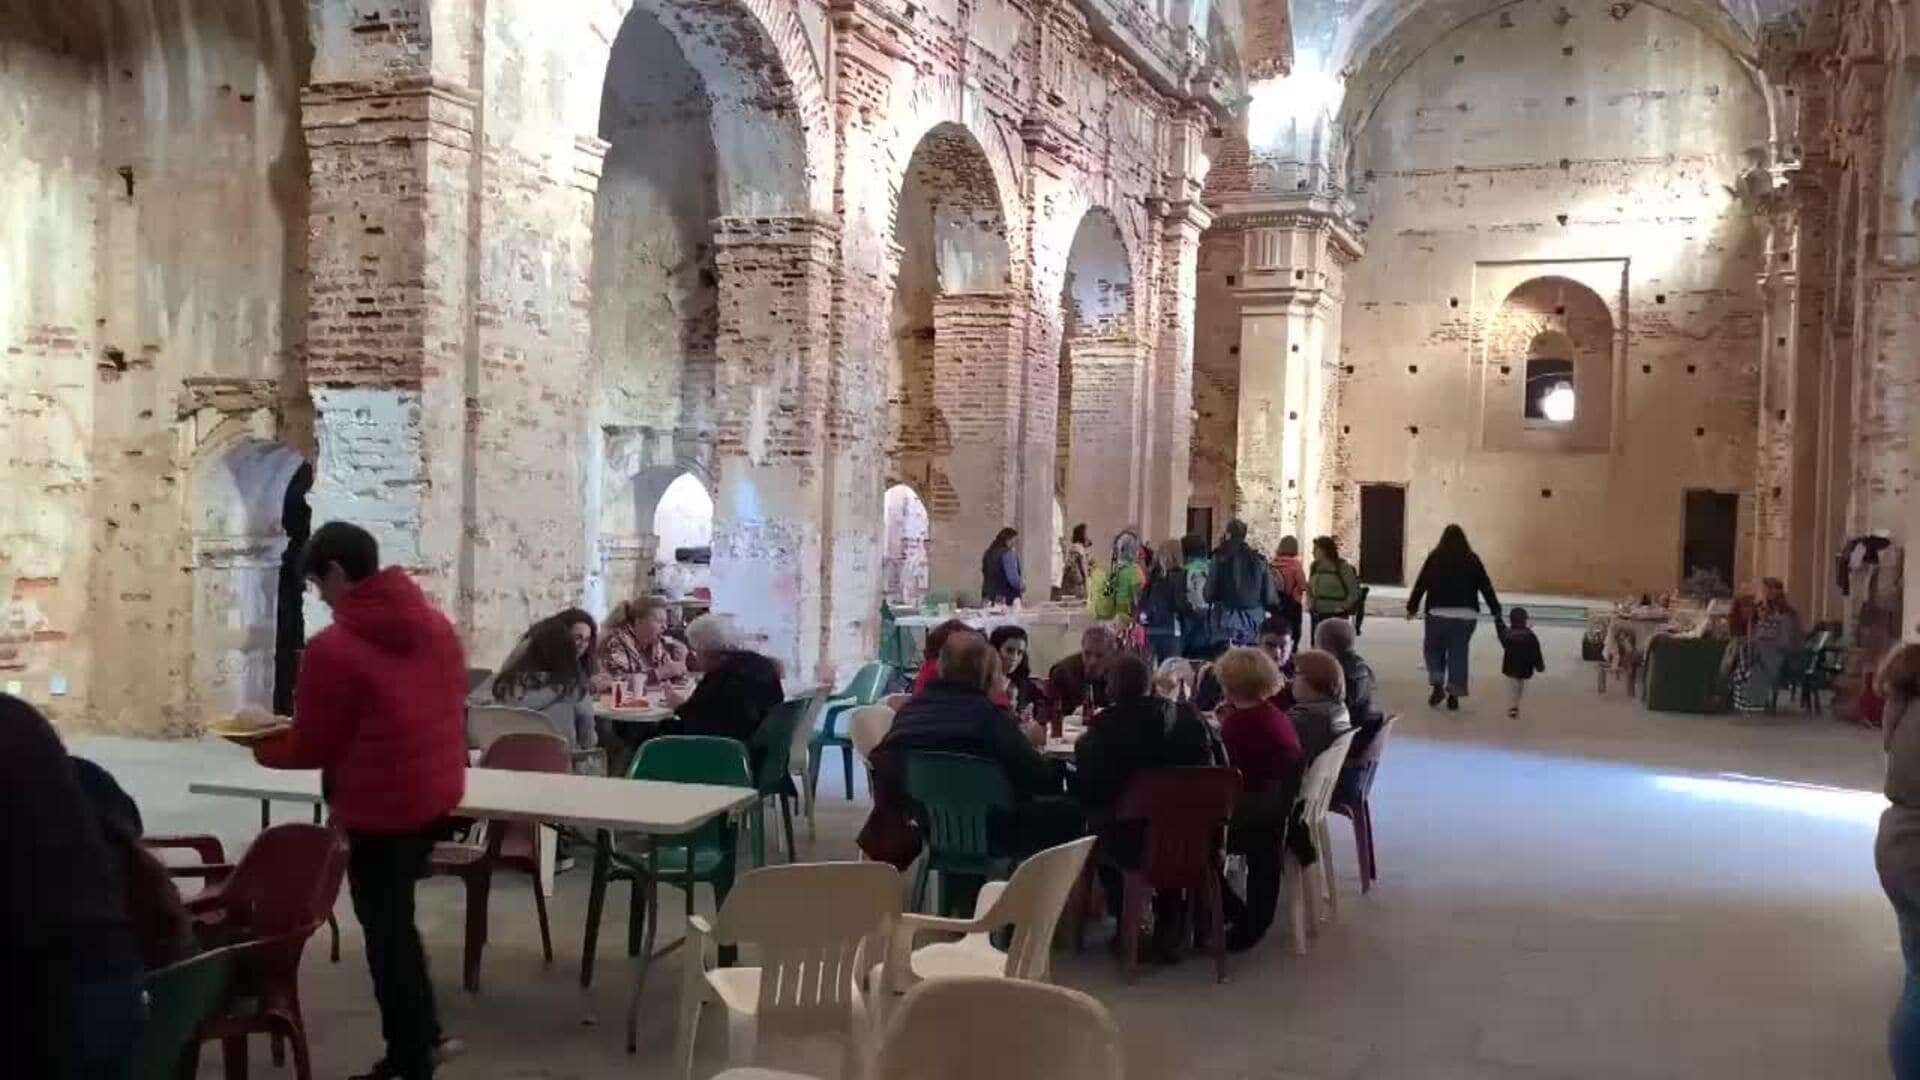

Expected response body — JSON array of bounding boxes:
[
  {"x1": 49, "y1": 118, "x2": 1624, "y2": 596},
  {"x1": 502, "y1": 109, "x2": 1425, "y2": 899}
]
[
  {"x1": 301, "y1": 75, "x2": 476, "y2": 622},
  {"x1": 708, "y1": 214, "x2": 839, "y2": 678},
  {"x1": 1224, "y1": 197, "x2": 1363, "y2": 546},
  {"x1": 928, "y1": 291, "x2": 1024, "y2": 594},
  {"x1": 1144, "y1": 196, "x2": 1211, "y2": 542}
]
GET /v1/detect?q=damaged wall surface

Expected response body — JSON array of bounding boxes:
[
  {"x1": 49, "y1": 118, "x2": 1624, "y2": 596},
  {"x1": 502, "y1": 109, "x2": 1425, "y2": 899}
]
[{"x1": 3, "y1": 0, "x2": 1227, "y2": 732}]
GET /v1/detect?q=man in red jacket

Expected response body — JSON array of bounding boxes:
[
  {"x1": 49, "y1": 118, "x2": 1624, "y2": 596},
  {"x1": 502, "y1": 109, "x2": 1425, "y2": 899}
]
[{"x1": 255, "y1": 521, "x2": 467, "y2": 1080}]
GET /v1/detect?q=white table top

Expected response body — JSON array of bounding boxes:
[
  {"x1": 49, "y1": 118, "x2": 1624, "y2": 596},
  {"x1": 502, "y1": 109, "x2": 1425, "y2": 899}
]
[
  {"x1": 594, "y1": 704, "x2": 674, "y2": 725},
  {"x1": 190, "y1": 764, "x2": 757, "y2": 834}
]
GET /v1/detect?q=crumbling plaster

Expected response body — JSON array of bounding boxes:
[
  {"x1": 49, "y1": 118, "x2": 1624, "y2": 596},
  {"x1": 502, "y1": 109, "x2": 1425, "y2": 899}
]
[{"x1": 5, "y1": 0, "x2": 1228, "y2": 730}]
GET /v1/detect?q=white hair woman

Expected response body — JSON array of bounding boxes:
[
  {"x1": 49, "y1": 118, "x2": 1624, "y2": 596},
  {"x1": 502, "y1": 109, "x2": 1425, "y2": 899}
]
[{"x1": 666, "y1": 612, "x2": 787, "y2": 779}]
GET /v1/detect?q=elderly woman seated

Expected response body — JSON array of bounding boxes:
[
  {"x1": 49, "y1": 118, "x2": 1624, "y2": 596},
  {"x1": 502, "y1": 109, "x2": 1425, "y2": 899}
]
[{"x1": 662, "y1": 612, "x2": 785, "y2": 774}]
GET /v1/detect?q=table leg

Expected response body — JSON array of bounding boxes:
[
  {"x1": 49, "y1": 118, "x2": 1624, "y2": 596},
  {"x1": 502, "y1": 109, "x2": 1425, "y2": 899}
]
[{"x1": 260, "y1": 800, "x2": 270, "y2": 830}]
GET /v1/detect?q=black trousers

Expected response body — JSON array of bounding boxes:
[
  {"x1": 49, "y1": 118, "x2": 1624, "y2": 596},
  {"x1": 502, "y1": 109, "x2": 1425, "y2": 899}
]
[
  {"x1": 348, "y1": 826, "x2": 444, "y2": 1079},
  {"x1": 1223, "y1": 824, "x2": 1284, "y2": 947}
]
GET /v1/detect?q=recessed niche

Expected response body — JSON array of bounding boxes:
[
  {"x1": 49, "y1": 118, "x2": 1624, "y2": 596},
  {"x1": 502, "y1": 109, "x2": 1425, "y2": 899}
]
[
  {"x1": 1409, "y1": 426, "x2": 1420, "y2": 435},
  {"x1": 1555, "y1": 214, "x2": 1569, "y2": 227},
  {"x1": 1686, "y1": 364, "x2": 1697, "y2": 374},
  {"x1": 1776, "y1": 409, "x2": 1787, "y2": 421},
  {"x1": 1449, "y1": 297, "x2": 1460, "y2": 308},
  {"x1": 1291, "y1": 344, "x2": 1300, "y2": 353},
  {"x1": 1288, "y1": 411, "x2": 1298, "y2": 421},
  {"x1": 1655, "y1": 294, "x2": 1667, "y2": 304},
  {"x1": 1695, "y1": 427, "x2": 1706, "y2": 436},
  {"x1": 1225, "y1": 274, "x2": 1237, "y2": 286},
  {"x1": 1343, "y1": 425, "x2": 1351, "y2": 434},
  {"x1": 1562, "y1": 45, "x2": 1575, "y2": 56},
  {"x1": 1408, "y1": 365, "x2": 1418, "y2": 374},
  {"x1": 1541, "y1": 489, "x2": 1553, "y2": 498},
  {"x1": 1500, "y1": 364, "x2": 1512, "y2": 375},
  {"x1": 1228, "y1": 345, "x2": 1240, "y2": 355},
  {"x1": 1454, "y1": 54, "x2": 1465, "y2": 64},
  {"x1": 1641, "y1": 364, "x2": 1652, "y2": 374},
  {"x1": 1565, "y1": 96, "x2": 1577, "y2": 106}
]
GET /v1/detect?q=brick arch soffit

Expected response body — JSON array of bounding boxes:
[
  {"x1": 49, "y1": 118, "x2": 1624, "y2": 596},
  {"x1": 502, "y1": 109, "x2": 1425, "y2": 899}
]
[
  {"x1": 1057, "y1": 203, "x2": 1141, "y2": 336},
  {"x1": 1331, "y1": 0, "x2": 1780, "y2": 162},
  {"x1": 1489, "y1": 275, "x2": 1616, "y2": 355},
  {"x1": 888, "y1": 111, "x2": 1028, "y2": 293},
  {"x1": 586, "y1": 0, "x2": 832, "y2": 216}
]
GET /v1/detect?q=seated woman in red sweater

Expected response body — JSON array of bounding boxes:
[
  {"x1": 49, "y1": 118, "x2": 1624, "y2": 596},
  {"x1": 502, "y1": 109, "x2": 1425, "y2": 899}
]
[{"x1": 1213, "y1": 646, "x2": 1305, "y2": 951}]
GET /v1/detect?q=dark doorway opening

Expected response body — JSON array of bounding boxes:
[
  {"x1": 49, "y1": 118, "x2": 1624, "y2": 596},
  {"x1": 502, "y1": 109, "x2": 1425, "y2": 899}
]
[
  {"x1": 1681, "y1": 489, "x2": 1738, "y2": 594},
  {"x1": 272, "y1": 463, "x2": 314, "y2": 714},
  {"x1": 1186, "y1": 506, "x2": 1215, "y2": 547},
  {"x1": 1359, "y1": 484, "x2": 1407, "y2": 585}
]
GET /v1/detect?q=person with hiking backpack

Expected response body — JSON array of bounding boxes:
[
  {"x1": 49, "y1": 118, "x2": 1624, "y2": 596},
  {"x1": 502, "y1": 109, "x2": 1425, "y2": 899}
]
[
  {"x1": 1306, "y1": 535, "x2": 1362, "y2": 641},
  {"x1": 1206, "y1": 520, "x2": 1279, "y2": 647}
]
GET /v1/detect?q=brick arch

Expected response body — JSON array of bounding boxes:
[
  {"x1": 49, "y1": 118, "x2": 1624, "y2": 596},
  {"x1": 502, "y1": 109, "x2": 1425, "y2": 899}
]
[
  {"x1": 1062, "y1": 206, "x2": 1136, "y2": 336},
  {"x1": 584, "y1": 0, "x2": 827, "y2": 215},
  {"x1": 888, "y1": 111, "x2": 1026, "y2": 275}
]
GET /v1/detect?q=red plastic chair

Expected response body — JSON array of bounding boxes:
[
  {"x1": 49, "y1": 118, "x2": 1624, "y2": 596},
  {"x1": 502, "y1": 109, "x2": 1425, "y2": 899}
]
[
  {"x1": 1110, "y1": 767, "x2": 1241, "y2": 983},
  {"x1": 1329, "y1": 716, "x2": 1395, "y2": 894},
  {"x1": 184, "y1": 822, "x2": 348, "y2": 1080},
  {"x1": 431, "y1": 731, "x2": 571, "y2": 992}
]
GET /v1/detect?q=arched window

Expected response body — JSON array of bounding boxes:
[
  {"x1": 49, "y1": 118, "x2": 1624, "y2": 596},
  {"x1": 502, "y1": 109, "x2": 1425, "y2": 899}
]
[{"x1": 1524, "y1": 330, "x2": 1577, "y2": 423}]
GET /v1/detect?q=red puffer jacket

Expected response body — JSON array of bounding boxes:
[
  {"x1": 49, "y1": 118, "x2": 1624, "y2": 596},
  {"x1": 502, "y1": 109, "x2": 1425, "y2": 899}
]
[{"x1": 256, "y1": 567, "x2": 467, "y2": 832}]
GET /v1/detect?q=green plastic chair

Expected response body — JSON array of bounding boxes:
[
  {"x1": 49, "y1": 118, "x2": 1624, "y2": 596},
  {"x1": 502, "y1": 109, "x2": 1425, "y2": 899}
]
[
  {"x1": 128, "y1": 944, "x2": 238, "y2": 1080},
  {"x1": 807, "y1": 662, "x2": 894, "y2": 809},
  {"x1": 749, "y1": 694, "x2": 817, "y2": 866},
  {"x1": 904, "y1": 751, "x2": 1015, "y2": 916},
  {"x1": 579, "y1": 736, "x2": 749, "y2": 1005}
]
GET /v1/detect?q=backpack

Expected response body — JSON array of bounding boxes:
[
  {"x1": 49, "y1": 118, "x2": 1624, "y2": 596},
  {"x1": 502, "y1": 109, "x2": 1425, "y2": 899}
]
[
  {"x1": 1184, "y1": 559, "x2": 1211, "y2": 616},
  {"x1": 1088, "y1": 564, "x2": 1115, "y2": 619}
]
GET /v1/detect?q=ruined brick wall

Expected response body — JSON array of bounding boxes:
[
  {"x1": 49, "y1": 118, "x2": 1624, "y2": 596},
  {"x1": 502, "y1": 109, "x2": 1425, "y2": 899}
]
[
  {"x1": 1339, "y1": 0, "x2": 1769, "y2": 598},
  {"x1": 7, "y1": 0, "x2": 1220, "y2": 721},
  {"x1": 3, "y1": 2, "x2": 311, "y2": 731}
]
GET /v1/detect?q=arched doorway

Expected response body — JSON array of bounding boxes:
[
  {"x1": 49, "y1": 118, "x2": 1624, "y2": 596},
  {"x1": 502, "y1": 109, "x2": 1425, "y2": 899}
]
[
  {"x1": 653, "y1": 471, "x2": 714, "y2": 598},
  {"x1": 886, "y1": 123, "x2": 1014, "y2": 592},
  {"x1": 882, "y1": 484, "x2": 932, "y2": 606},
  {"x1": 188, "y1": 438, "x2": 309, "y2": 717},
  {"x1": 1055, "y1": 208, "x2": 1137, "y2": 555}
]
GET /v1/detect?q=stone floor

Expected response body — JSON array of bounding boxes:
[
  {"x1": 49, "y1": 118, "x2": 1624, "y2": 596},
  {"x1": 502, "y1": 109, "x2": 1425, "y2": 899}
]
[{"x1": 75, "y1": 618, "x2": 1898, "y2": 1079}]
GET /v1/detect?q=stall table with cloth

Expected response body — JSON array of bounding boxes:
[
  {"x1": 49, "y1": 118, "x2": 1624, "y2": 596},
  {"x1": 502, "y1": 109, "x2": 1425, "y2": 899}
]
[{"x1": 890, "y1": 606, "x2": 1092, "y2": 673}]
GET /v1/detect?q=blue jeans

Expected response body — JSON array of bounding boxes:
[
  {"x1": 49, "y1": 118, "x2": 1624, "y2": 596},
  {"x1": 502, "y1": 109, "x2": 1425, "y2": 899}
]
[
  {"x1": 1422, "y1": 614, "x2": 1477, "y2": 696},
  {"x1": 1894, "y1": 896, "x2": 1920, "y2": 1079}
]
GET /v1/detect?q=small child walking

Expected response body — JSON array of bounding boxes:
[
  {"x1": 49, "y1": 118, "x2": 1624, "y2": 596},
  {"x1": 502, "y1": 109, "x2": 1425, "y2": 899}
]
[{"x1": 1500, "y1": 607, "x2": 1546, "y2": 718}]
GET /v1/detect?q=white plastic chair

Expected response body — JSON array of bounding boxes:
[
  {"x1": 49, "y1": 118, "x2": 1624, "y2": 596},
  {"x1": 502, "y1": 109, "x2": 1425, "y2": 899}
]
[
  {"x1": 872, "y1": 977, "x2": 1124, "y2": 1080},
  {"x1": 848, "y1": 704, "x2": 895, "y2": 768},
  {"x1": 880, "y1": 836, "x2": 1093, "y2": 997},
  {"x1": 675, "y1": 861, "x2": 902, "y2": 1079},
  {"x1": 1287, "y1": 729, "x2": 1356, "y2": 955},
  {"x1": 467, "y1": 704, "x2": 564, "y2": 751}
]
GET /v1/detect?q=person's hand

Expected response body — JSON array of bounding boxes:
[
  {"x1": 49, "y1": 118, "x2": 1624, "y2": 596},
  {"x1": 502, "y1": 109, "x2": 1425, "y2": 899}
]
[
  {"x1": 1021, "y1": 720, "x2": 1048, "y2": 748},
  {"x1": 664, "y1": 683, "x2": 691, "y2": 709}
]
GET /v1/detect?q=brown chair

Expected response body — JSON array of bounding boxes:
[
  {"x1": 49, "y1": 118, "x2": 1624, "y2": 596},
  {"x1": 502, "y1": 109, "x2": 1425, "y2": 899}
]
[
  {"x1": 1329, "y1": 715, "x2": 1395, "y2": 894},
  {"x1": 431, "y1": 731, "x2": 570, "y2": 991},
  {"x1": 178, "y1": 823, "x2": 348, "y2": 1080},
  {"x1": 1109, "y1": 767, "x2": 1241, "y2": 982}
]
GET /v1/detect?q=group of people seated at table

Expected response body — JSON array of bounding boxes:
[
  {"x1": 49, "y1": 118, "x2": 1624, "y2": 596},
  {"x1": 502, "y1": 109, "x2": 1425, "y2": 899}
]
[
  {"x1": 864, "y1": 611, "x2": 1386, "y2": 957},
  {"x1": 465, "y1": 595, "x2": 791, "y2": 775}
]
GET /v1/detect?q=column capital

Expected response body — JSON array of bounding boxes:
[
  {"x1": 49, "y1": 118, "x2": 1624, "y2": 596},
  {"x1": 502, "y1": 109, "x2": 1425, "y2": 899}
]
[{"x1": 1150, "y1": 196, "x2": 1215, "y2": 239}]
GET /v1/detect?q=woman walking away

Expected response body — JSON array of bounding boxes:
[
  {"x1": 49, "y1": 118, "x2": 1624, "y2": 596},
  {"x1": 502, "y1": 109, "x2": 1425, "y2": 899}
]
[
  {"x1": 981, "y1": 527, "x2": 1024, "y2": 605},
  {"x1": 1406, "y1": 524, "x2": 1502, "y2": 710},
  {"x1": 1270, "y1": 536, "x2": 1308, "y2": 645},
  {"x1": 1499, "y1": 607, "x2": 1546, "y2": 718},
  {"x1": 1138, "y1": 542, "x2": 1191, "y2": 663},
  {"x1": 1305, "y1": 537, "x2": 1361, "y2": 640},
  {"x1": 1877, "y1": 641, "x2": 1920, "y2": 1079}
]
